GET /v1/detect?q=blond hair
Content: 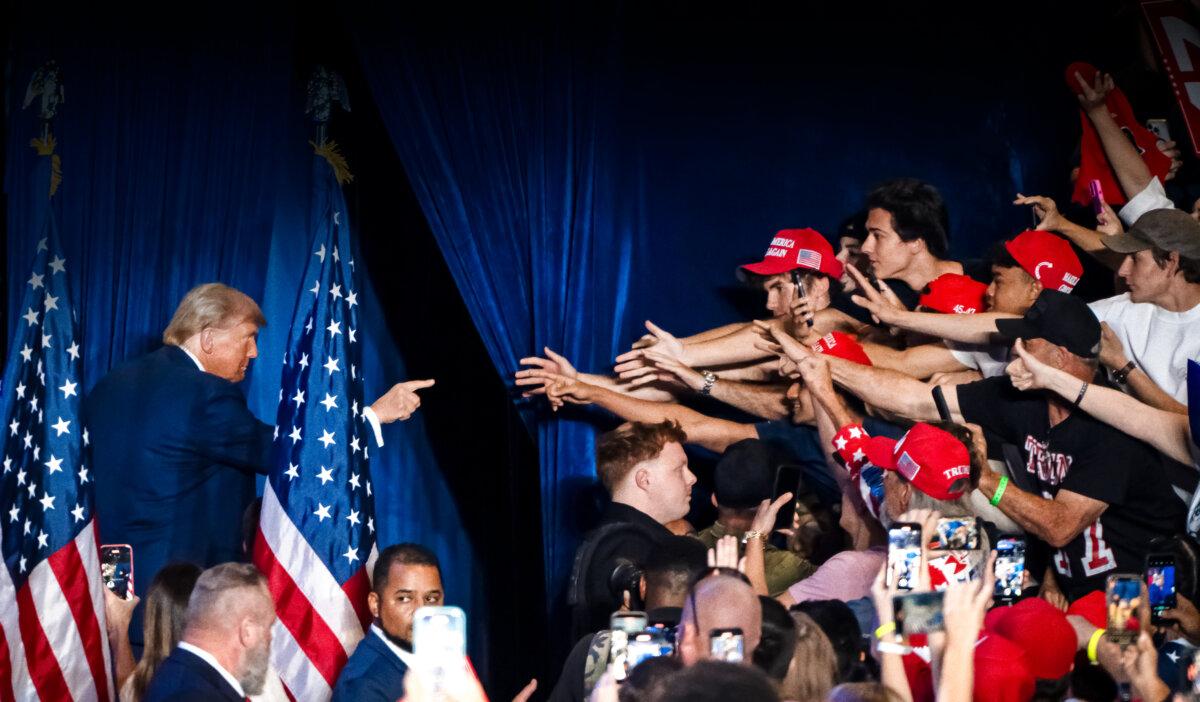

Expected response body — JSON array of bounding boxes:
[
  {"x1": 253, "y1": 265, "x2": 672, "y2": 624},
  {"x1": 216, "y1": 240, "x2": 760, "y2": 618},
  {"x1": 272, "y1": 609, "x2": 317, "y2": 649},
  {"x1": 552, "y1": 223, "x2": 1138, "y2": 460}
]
[
  {"x1": 162, "y1": 283, "x2": 266, "y2": 346},
  {"x1": 781, "y1": 612, "x2": 838, "y2": 702}
]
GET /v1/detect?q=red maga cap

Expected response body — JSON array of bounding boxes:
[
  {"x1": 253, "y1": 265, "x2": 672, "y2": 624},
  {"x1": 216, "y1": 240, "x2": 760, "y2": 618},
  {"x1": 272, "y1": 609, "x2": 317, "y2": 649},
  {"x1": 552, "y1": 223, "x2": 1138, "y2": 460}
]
[
  {"x1": 919, "y1": 273, "x2": 988, "y2": 314},
  {"x1": 861, "y1": 423, "x2": 970, "y2": 501},
  {"x1": 740, "y1": 228, "x2": 844, "y2": 280},
  {"x1": 986, "y1": 598, "x2": 1077, "y2": 680},
  {"x1": 811, "y1": 331, "x2": 872, "y2": 366},
  {"x1": 1004, "y1": 230, "x2": 1084, "y2": 294}
]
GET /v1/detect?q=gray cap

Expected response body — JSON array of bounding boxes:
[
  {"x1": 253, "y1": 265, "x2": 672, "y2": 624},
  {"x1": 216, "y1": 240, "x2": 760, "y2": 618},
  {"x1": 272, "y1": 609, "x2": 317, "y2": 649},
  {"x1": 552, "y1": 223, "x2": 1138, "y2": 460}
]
[{"x1": 1103, "y1": 208, "x2": 1200, "y2": 259}]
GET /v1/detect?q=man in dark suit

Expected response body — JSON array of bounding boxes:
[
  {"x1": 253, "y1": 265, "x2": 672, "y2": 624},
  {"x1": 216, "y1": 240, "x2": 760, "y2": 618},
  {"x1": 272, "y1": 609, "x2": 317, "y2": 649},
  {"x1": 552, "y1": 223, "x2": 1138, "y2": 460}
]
[
  {"x1": 144, "y1": 563, "x2": 275, "y2": 702},
  {"x1": 333, "y1": 543, "x2": 443, "y2": 701},
  {"x1": 87, "y1": 283, "x2": 434, "y2": 647}
]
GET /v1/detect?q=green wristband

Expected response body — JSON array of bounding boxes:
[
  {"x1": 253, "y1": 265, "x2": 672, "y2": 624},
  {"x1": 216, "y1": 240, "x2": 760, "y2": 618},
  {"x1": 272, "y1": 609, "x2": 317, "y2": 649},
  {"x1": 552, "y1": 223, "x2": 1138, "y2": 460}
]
[{"x1": 990, "y1": 476, "x2": 1009, "y2": 507}]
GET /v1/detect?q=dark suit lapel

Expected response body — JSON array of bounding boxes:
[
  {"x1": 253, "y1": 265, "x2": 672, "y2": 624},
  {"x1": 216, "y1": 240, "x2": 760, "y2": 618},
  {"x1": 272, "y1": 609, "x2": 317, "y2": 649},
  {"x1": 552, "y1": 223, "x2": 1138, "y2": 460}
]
[
  {"x1": 367, "y1": 629, "x2": 412, "y2": 679},
  {"x1": 176, "y1": 648, "x2": 245, "y2": 702}
]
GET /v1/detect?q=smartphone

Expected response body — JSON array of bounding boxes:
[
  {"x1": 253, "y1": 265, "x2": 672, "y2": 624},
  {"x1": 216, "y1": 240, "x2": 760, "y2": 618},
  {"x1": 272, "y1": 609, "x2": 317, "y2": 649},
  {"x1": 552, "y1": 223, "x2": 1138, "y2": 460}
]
[
  {"x1": 1146, "y1": 554, "x2": 1177, "y2": 625},
  {"x1": 993, "y1": 536, "x2": 1026, "y2": 605},
  {"x1": 772, "y1": 464, "x2": 803, "y2": 533},
  {"x1": 931, "y1": 517, "x2": 980, "y2": 551},
  {"x1": 709, "y1": 628, "x2": 745, "y2": 662},
  {"x1": 791, "y1": 270, "x2": 814, "y2": 327},
  {"x1": 1089, "y1": 179, "x2": 1106, "y2": 217},
  {"x1": 100, "y1": 544, "x2": 134, "y2": 600},
  {"x1": 609, "y1": 611, "x2": 649, "y2": 681},
  {"x1": 1147, "y1": 118, "x2": 1171, "y2": 143},
  {"x1": 894, "y1": 591, "x2": 945, "y2": 637},
  {"x1": 413, "y1": 606, "x2": 467, "y2": 659},
  {"x1": 625, "y1": 627, "x2": 675, "y2": 674},
  {"x1": 887, "y1": 522, "x2": 922, "y2": 591},
  {"x1": 1105, "y1": 574, "x2": 1144, "y2": 646}
]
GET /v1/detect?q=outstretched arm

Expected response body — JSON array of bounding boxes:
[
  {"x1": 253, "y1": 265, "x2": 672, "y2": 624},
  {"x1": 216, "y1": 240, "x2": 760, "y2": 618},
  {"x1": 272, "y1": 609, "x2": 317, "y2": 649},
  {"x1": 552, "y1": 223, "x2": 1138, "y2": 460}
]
[
  {"x1": 845, "y1": 265, "x2": 1015, "y2": 344},
  {"x1": 1007, "y1": 339, "x2": 1193, "y2": 463},
  {"x1": 541, "y1": 376, "x2": 757, "y2": 453},
  {"x1": 1075, "y1": 71, "x2": 1152, "y2": 199},
  {"x1": 1012, "y1": 194, "x2": 1125, "y2": 270}
]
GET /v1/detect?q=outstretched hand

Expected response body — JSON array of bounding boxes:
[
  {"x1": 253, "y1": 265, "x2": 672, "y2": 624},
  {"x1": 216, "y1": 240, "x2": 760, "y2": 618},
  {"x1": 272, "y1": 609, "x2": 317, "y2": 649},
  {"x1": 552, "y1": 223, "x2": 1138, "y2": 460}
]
[
  {"x1": 1005, "y1": 338, "x2": 1062, "y2": 393},
  {"x1": 845, "y1": 265, "x2": 905, "y2": 326},
  {"x1": 614, "y1": 321, "x2": 685, "y2": 381},
  {"x1": 1074, "y1": 70, "x2": 1114, "y2": 113},
  {"x1": 515, "y1": 347, "x2": 578, "y2": 397},
  {"x1": 370, "y1": 379, "x2": 435, "y2": 423},
  {"x1": 1013, "y1": 193, "x2": 1065, "y2": 232}
]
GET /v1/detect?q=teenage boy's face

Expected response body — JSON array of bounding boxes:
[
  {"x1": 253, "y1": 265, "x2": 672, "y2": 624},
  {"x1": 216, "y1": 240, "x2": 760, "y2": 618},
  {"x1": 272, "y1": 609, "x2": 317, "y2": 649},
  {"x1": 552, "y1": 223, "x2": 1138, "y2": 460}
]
[
  {"x1": 862, "y1": 208, "x2": 919, "y2": 280},
  {"x1": 762, "y1": 274, "x2": 796, "y2": 318}
]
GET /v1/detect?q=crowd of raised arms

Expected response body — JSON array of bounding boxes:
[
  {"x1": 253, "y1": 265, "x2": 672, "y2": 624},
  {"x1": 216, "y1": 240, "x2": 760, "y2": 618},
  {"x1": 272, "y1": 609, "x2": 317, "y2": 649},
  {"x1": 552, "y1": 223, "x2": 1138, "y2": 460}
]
[
  {"x1": 98, "y1": 69, "x2": 1200, "y2": 702},
  {"x1": 505, "y1": 68, "x2": 1200, "y2": 702}
]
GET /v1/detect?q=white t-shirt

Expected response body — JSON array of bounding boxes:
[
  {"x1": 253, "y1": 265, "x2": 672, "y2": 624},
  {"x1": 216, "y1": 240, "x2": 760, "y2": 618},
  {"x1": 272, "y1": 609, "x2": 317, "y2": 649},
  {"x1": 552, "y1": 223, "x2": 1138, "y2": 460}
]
[
  {"x1": 945, "y1": 340, "x2": 1010, "y2": 379},
  {"x1": 1089, "y1": 293, "x2": 1200, "y2": 403},
  {"x1": 1118, "y1": 177, "x2": 1175, "y2": 227}
]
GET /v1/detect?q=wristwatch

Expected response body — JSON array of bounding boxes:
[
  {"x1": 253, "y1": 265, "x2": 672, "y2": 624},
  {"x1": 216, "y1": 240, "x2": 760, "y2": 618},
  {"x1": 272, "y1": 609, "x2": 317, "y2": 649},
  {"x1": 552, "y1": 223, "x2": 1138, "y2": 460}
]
[
  {"x1": 700, "y1": 370, "x2": 718, "y2": 396},
  {"x1": 742, "y1": 530, "x2": 765, "y2": 544},
  {"x1": 1112, "y1": 360, "x2": 1137, "y2": 385}
]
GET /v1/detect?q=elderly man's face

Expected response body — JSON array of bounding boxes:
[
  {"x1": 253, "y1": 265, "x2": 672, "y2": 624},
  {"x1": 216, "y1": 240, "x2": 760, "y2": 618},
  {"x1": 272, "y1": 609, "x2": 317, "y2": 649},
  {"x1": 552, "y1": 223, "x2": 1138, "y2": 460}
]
[{"x1": 201, "y1": 320, "x2": 260, "y2": 383}]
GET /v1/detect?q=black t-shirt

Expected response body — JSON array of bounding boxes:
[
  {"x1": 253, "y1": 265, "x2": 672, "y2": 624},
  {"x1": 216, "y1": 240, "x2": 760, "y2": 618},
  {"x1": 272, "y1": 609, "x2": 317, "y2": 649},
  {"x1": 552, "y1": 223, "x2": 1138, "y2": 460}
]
[
  {"x1": 956, "y1": 376, "x2": 1185, "y2": 600},
  {"x1": 831, "y1": 278, "x2": 920, "y2": 326}
]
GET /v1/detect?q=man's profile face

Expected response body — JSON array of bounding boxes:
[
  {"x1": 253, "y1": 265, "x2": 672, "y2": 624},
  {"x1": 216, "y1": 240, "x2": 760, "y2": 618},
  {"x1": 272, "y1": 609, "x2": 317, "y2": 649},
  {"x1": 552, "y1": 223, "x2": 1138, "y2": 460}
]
[
  {"x1": 369, "y1": 563, "x2": 444, "y2": 644},
  {"x1": 641, "y1": 441, "x2": 697, "y2": 523},
  {"x1": 1117, "y1": 249, "x2": 1172, "y2": 304},
  {"x1": 862, "y1": 208, "x2": 918, "y2": 280},
  {"x1": 986, "y1": 265, "x2": 1038, "y2": 315},
  {"x1": 201, "y1": 319, "x2": 260, "y2": 383},
  {"x1": 1012, "y1": 337, "x2": 1058, "y2": 369},
  {"x1": 762, "y1": 274, "x2": 796, "y2": 318},
  {"x1": 238, "y1": 588, "x2": 276, "y2": 696}
]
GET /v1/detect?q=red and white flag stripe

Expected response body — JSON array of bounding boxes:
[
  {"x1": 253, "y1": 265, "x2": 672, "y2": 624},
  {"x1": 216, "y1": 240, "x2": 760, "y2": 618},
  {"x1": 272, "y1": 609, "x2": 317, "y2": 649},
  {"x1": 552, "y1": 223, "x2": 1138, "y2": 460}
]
[
  {"x1": 254, "y1": 483, "x2": 377, "y2": 700},
  {"x1": 0, "y1": 521, "x2": 113, "y2": 702}
]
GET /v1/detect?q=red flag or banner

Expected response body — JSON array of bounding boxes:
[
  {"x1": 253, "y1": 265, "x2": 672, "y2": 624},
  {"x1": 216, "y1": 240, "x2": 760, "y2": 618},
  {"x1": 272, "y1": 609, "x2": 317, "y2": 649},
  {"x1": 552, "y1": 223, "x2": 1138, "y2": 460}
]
[
  {"x1": 1065, "y1": 61, "x2": 1174, "y2": 207},
  {"x1": 1142, "y1": 0, "x2": 1200, "y2": 157}
]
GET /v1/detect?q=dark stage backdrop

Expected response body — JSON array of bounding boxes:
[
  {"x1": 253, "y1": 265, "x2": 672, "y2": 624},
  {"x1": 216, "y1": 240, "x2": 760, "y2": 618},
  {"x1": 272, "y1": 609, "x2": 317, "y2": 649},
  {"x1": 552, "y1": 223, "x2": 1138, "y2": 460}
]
[
  {"x1": 348, "y1": 0, "x2": 1133, "y2": 648},
  {"x1": 5, "y1": 0, "x2": 1147, "y2": 691},
  {"x1": 2, "y1": 7, "x2": 489, "y2": 678}
]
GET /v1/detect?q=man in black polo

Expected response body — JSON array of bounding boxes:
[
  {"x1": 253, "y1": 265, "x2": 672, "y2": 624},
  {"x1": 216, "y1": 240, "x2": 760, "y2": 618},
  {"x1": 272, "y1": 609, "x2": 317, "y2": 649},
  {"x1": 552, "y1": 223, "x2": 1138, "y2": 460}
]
[{"x1": 807, "y1": 290, "x2": 1183, "y2": 600}]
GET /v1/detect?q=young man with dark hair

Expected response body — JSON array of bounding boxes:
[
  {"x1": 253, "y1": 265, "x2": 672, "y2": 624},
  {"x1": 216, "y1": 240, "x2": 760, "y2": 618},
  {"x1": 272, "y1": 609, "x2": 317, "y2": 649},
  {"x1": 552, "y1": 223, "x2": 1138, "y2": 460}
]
[
  {"x1": 332, "y1": 543, "x2": 444, "y2": 702},
  {"x1": 858, "y1": 178, "x2": 963, "y2": 295},
  {"x1": 570, "y1": 421, "x2": 698, "y2": 636}
]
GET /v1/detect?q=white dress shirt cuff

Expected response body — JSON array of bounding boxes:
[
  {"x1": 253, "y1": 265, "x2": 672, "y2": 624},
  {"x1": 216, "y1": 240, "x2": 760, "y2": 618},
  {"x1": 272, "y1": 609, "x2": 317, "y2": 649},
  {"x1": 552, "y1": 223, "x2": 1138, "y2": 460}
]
[{"x1": 362, "y1": 406, "x2": 385, "y2": 448}]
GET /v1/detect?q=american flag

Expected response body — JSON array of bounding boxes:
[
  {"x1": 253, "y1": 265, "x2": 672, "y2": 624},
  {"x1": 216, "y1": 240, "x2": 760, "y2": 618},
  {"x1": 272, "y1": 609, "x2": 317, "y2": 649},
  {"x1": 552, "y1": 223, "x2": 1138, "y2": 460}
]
[
  {"x1": 796, "y1": 248, "x2": 823, "y2": 271},
  {"x1": 252, "y1": 158, "x2": 377, "y2": 700},
  {"x1": 0, "y1": 219, "x2": 113, "y2": 701}
]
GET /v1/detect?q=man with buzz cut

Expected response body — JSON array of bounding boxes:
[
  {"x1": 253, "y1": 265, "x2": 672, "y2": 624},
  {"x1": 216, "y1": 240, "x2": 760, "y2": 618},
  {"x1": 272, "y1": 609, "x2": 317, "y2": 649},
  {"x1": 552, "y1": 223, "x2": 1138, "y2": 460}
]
[{"x1": 333, "y1": 543, "x2": 444, "y2": 702}]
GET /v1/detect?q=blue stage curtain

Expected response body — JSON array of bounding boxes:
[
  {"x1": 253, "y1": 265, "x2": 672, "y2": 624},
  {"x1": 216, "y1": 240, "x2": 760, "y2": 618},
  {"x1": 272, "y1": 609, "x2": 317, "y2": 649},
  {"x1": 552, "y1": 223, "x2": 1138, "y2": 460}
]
[
  {"x1": 4, "y1": 14, "x2": 486, "y2": 669},
  {"x1": 350, "y1": 10, "x2": 644, "y2": 609},
  {"x1": 348, "y1": 5, "x2": 1088, "y2": 616}
]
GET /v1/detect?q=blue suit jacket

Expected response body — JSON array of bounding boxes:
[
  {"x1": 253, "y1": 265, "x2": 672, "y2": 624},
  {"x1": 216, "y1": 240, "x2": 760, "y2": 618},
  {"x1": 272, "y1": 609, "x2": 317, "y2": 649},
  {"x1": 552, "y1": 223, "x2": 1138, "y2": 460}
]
[
  {"x1": 143, "y1": 647, "x2": 244, "y2": 702},
  {"x1": 86, "y1": 346, "x2": 272, "y2": 642},
  {"x1": 332, "y1": 628, "x2": 410, "y2": 702}
]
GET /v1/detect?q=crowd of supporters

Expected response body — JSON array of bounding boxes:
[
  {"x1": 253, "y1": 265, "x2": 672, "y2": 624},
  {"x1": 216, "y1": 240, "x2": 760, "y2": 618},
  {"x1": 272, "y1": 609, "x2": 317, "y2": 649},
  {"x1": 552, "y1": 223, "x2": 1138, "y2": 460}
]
[{"x1": 505, "y1": 65, "x2": 1200, "y2": 702}]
